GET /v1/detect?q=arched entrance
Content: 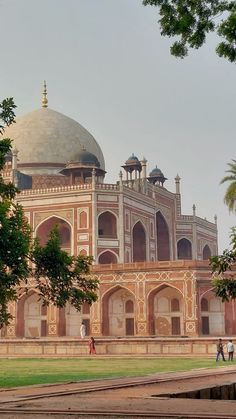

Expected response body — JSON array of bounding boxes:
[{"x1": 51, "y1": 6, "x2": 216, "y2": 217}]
[
  {"x1": 156, "y1": 212, "x2": 170, "y2": 260},
  {"x1": 132, "y1": 221, "x2": 146, "y2": 262},
  {"x1": 102, "y1": 287, "x2": 135, "y2": 336},
  {"x1": 148, "y1": 286, "x2": 183, "y2": 336}
]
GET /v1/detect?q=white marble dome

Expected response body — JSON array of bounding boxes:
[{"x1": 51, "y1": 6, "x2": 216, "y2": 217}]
[{"x1": 3, "y1": 107, "x2": 105, "y2": 175}]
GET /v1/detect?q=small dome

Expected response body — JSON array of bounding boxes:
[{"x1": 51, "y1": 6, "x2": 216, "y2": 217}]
[
  {"x1": 125, "y1": 153, "x2": 140, "y2": 165},
  {"x1": 71, "y1": 149, "x2": 100, "y2": 167},
  {"x1": 149, "y1": 166, "x2": 164, "y2": 178},
  {"x1": 148, "y1": 165, "x2": 167, "y2": 186}
]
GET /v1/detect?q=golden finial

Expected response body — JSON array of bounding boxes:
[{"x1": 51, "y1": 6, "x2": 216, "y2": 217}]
[{"x1": 41, "y1": 80, "x2": 48, "y2": 108}]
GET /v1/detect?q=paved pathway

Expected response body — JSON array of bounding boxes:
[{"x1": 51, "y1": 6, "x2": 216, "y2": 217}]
[{"x1": 0, "y1": 366, "x2": 236, "y2": 418}]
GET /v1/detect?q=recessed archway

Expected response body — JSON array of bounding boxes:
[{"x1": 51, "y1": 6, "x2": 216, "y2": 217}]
[
  {"x1": 36, "y1": 216, "x2": 71, "y2": 251},
  {"x1": 132, "y1": 221, "x2": 146, "y2": 262},
  {"x1": 98, "y1": 251, "x2": 118, "y2": 264},
  {"x1": 177, "y1": 238, "x2": 192, "y2": 260},
  {"x1": 156, "y1": 212, "x2": 170, "y2": 261},
  {"x1": 203, "y1": 244, "x2": 211, "y2": 260},
  {"x1": 98, "y1": 211, "x2": 117, "y2": 238},
  {"x1": 23, "y1": 292, "x2": 47, "y2": 338},
  {"x1": 65, "y1": 302, "x2": 91, "y2": 337},
  {"x1": 148, "y1": 285, "x2": 183, "y2": 336},
  {"x1": 200, "y1": 290, "x2": 225, "y2": 336},
  {"x1": 102, "y1": 286, "x2": 135, "y2": 336}
]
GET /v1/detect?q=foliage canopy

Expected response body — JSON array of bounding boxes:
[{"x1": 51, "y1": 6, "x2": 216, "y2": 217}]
[
  {"x1": 211, "y1": 228, "x2": 236, "y2": 301},
  {"x1": 143, "y1": 1, "x2": 236, "y2": 62},
  {"x1": 210, "y1": 160, "x2": 236, "y2": 301},
  {"x1": 220, "y1": 159, "x2": 236, "y2": 213}
]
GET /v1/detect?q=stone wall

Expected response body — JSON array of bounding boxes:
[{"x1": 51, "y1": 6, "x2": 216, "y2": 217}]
[{"x1": 0, "y1": 337, "x2": 223, "y2": 357}]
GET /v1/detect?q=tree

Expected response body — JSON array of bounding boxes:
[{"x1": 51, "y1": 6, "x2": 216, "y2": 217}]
[
  {"x1": 211, "y1": 228, "x2": 236, "y2": 301},
  {"x1": 220, "y1": 159, "x2": 236, "y2": 213},
  {"x1": 0, "y1": 99, "x2": 98, "y2": 327},
  {"x1": 142, "y1": 1, "x2": 236, "y2": 62},
  {"x1": 210, "y1": 160, "x2": 236, "y2": 300},
  {"x1": 32, "y1": 229, "x2": 98, "y2": 311}
]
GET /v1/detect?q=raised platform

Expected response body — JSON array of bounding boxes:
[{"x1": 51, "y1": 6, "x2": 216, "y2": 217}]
[{"x1": 0, "y1": 337, "x2": 227, "y2": 357}]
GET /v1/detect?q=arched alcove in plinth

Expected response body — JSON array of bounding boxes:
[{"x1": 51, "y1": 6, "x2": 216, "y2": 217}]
[
  {"x1": 65, "y1": 302, "x2": 91, "y2": 337},
  {"x1": 17, "y1": 291, "x2": 47, "y2": 338},
  {"x1": 102, "y1": 286, "x2": 135, "y2": 336},
  {"x1": 148, "y1": 285, "x2": 183, "y2": 336},
  {"x1": 200, "y1": 290, "x2": 225, "y2": 336}
]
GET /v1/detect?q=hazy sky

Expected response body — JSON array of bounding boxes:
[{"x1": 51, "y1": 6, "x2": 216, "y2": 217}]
[{"x1": 0, "y1": 0, "x2": 235, "y2": 252}]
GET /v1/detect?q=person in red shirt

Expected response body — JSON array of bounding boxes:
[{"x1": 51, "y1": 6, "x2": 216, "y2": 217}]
[{"x1": 89, "y1": 337, "x2": 96, "y2": 355}]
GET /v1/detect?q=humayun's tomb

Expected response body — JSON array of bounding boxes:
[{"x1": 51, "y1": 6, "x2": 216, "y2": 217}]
[{"x1": 1, "y1": 84, "x2": 235, "y2": 356}]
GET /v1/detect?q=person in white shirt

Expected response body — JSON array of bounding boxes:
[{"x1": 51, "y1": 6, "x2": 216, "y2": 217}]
[
  {"x1": 80, "y1": 322, "x2": 86, "y2": 339},
  {"x1": 227, "y1": 339, "x2": 234, "y2": 361}
]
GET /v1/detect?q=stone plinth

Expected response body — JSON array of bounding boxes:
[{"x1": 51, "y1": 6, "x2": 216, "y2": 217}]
[{"x1": 0, "y1": 337, "x2": 226, "y2": 357}]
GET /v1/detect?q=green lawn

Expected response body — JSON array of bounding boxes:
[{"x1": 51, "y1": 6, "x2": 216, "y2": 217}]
[{"x1": 0, "y1": 357, "x2": 230, "y2": 388}]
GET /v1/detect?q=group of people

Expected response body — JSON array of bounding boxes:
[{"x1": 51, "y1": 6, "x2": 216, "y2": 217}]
[
  {"x1": 80, "y1": 322, "x2": 96, "y2": 355},
  {"x1": 80, "y1": 323, "x2": 234, "y2": 360},
  {"x1": 216, "y1": 338, "x2": 234, "y2": 362}
]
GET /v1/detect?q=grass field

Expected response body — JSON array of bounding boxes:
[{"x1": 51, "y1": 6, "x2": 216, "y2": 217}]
[{"x1": 0, "y1": 357, "x2": 230, "y2": 388}]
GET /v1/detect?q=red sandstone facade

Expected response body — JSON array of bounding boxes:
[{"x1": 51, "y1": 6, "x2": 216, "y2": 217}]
[{"x1": 1, "y1": 98, "x2": 234, "y2": 340}]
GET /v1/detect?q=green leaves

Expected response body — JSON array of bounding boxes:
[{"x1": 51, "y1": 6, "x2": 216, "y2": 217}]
[
  {"x1": 210, "y1": 227, "x2": 236, "y2": 302},
  {"x1": 0, "y1": 98, "x2": 16, "y2": 135},
  {"x1": 220, "y1": 159, "x2": 236, "y2": 213},
  {"x1": 143, "y1": 0, "x2": 236, "y2": 62},
  {"x1": 213, "y1": 277, "x2": 236, "y2": 301},
  {"x1": 32, "y1": 227, "x2": 98, "y2": 310},
  {"x1": 0, "y1": 200, "x2": 31, "y2": 326}
]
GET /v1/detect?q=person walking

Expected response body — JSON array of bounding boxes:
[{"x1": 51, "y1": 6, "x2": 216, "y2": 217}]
[
  {"x1": 80, "y1": 321, "x2": 86, "y2": 339},
  {"x1": 89, "y1": 337, "x2": 96, "y2": 355},
  {"x1": 216, "y1": 338, "x2": 226, "y2": 361},
  {"x1": 227, "y1": 339, "x2": 234, "y2": 361}
]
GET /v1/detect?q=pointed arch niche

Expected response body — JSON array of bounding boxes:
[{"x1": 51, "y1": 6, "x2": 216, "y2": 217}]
[
  {"x1": 98, "y1": 251, "x2": 118, "y2": 264},
  {"x1": 98, "y1": 211, "x2": 117, "y2": 238},
  {"x1": 177, "y1": 238, "x2": 192, "y2": 260},
  {"x1": 203, "y1": 244, "x2": 211, "y2": 260},
  {"x1": 36, "y1": 216, "x2": 71, "y2": 252},
  {"x1": 79, "y1": 210, "x2": 88, "y2": 229},
  {"x1": 102, "y1": 286, "x2": 135, "y2": 336},
  {"x1": 132, "y1": 221, "x2": 146, "y2": 262},
  {"x1": 156, "y1": 212, "x2": 170, "y2": 261}
]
